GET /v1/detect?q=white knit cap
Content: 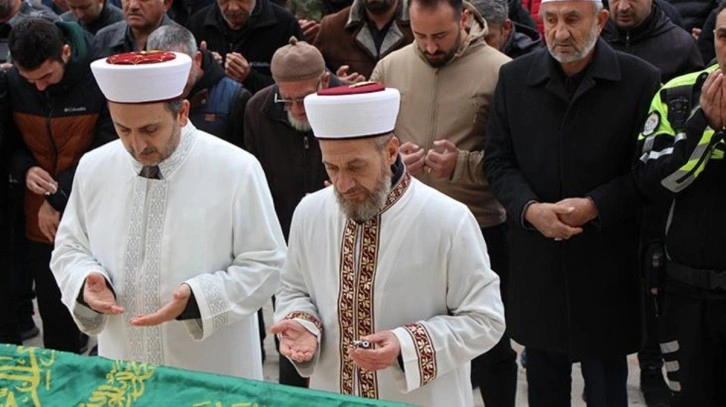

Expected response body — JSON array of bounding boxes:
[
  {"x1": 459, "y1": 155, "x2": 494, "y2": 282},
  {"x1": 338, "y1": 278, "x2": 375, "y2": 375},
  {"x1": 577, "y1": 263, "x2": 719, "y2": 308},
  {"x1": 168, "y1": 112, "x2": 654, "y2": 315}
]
[
  {"x1": 304, "y1": 82, "x2": 400, "y2": 139},
  {"x1": 91, "y1": 51, "x2": 192, "y2": 103}
]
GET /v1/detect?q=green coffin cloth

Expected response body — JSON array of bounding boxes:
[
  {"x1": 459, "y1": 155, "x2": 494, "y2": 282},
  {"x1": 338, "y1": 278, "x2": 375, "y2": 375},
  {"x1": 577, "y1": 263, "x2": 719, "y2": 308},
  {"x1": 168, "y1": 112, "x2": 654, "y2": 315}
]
[{"x1": 0, "y1": 344, "x2": 415, "y2": 406}]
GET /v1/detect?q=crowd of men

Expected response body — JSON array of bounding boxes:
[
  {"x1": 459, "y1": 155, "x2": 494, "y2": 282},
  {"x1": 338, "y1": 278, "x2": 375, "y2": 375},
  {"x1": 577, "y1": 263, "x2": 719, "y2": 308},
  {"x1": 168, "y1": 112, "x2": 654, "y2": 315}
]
[{"x1": 0, "y1": 0, "x2": 724, "y2": 406}]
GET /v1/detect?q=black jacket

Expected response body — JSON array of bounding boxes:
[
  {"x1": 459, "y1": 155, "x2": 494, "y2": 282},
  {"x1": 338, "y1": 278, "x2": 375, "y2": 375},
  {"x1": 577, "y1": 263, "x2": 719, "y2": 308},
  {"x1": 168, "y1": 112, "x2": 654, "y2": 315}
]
[
  {"x1": 94, "y1": 14, "x2": 179, "y2": 56},
  {"x1": 503, "y1": 22, "x2": 542, "y2": 59},
  {"x1": 664, "y1": 0, "x2": 717, "y2": 32},
  {"x1": 602, "y1": 4, "x2": 703, "y2": 83},
  {"x1": 484, "y1": 40, "x2": 661, "y2": 359},
  {"x1": 243, "y1": 77, "x2": 341, "y2": 239},
  {"x1": 187, "y1": 50, "x2": 251, "y2": 149},
  {"x1": 7, "y1": 22, "x2": 115, "y2": 242},
  {"x1": 60, "y1": 2, "x2": 124, "y2": 35},
  {"x1": 186, "y1": 0, "x2": 303, "y2": 94}
]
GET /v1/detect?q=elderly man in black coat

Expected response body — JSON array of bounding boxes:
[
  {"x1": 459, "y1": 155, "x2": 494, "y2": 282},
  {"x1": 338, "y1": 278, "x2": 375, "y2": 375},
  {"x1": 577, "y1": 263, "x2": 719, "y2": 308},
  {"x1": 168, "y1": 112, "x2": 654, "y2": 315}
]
[{"x1": 483, "y1": 0, "x2": 661, "y2": 405}]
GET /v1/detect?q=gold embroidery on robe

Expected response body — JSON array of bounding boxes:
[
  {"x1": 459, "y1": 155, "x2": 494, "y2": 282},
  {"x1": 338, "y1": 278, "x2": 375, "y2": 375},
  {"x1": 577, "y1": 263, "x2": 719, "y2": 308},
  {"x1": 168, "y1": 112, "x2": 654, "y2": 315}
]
[
  {"x1": 285, "y1": 312, "x2": 324, "y2": 334},
  {"x1": 337, "y1": 173, "x2": 411, "y2": 398},
  {"x1": 403, "y1": 323, "x2": 437, "y2": 386}
]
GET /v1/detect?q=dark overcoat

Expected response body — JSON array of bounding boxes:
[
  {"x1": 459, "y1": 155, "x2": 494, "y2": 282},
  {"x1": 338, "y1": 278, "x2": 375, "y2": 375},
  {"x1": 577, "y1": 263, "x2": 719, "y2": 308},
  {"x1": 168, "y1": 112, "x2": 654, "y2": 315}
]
[{"x1": 483, "y1": 39, "x2": 661, "y2": 360}]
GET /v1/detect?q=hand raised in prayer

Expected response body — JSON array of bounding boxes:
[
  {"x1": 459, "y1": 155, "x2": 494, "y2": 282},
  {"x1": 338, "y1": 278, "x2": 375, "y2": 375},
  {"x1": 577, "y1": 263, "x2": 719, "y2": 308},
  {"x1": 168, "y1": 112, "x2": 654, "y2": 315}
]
[
  {"x1": 225, "y1": 52, "x2": 251, "y2": 83},
  {"x1": 555, "y1": 197, "x2": 598, "y2": 227},
  {"x1": 525, "y1": 202, "x2": 583, "y2": 240},
  {"x1": 26, "y1": 166, "x2": 58, "y2": 195},
  {"x1": 335, "y1": 65, "x2": 366, "y2": 84},
  {"x1": 38, "y1": 200, "x2": 60, "y2": 242},
  {"x1": 347, "y1": 331, "x2": 401, "y2": 372},
  {"x1": 83, "y1": 272, "x2": 125, "y2": 315},
  {"x1": 299, "y1": 19, "x2": 321, "y2": 43},
  {"x1": 424, "y1": 139, "x2": 458, "y2": 179},
  {"x1": 270, "y1": 319, "x2": 318, "y2": 363},
  {"x1": 130, "y1": 284, "x2": 191, "y2": 327},
  {"x1": 200, "y1": 41, "x2": 223, "y2": 66},
  {"x1": 399, "y1": 142, "x2": 426, "y2": 176},
  {"x1": 699, "y1": 69, "x2": 726, "y2": 130}
]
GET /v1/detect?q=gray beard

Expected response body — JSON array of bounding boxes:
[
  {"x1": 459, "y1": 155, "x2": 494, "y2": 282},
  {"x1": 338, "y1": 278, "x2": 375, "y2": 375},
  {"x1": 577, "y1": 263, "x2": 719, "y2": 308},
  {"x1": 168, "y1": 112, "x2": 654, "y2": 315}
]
[
  {"x1": 287, "y1": 111, "x2": 312, "y2": 132},
  {"x1": 334, "y1": 171, "x2": 392, "y2": 223},
  {"x1": 547, "y1": 24, "x2": 599, "y2": 64}
]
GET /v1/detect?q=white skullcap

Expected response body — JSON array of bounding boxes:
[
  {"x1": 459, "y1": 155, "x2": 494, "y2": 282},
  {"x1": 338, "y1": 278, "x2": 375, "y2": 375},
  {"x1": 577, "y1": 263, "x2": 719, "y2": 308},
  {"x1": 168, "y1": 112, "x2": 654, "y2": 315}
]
[
  {"x1": 91, "y1": 51, "x2": 191, "y2": 103},
  {"x1": 541, "y1": 0, "x2": 602, "y2": 3},
  {"x1": 304, "y1": 82, "x2": 400, "y2": 139}
]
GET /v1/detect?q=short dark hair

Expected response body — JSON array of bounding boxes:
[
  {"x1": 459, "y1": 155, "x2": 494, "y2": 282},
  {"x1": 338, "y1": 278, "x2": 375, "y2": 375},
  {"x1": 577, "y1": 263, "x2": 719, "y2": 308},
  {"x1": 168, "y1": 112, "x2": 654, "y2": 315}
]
[
  {"x1": 164, "y1": 99, "x2": 184, "y2": 116},
  {"x1": 718, "y1": 0, "x2": 726, "y2": 17},
  {"x1": 409, "y1": 0, "x2": 464, "y2": 19},
  {"x1": 8, "y1": 18, "x2": 65, "y2": 71}
]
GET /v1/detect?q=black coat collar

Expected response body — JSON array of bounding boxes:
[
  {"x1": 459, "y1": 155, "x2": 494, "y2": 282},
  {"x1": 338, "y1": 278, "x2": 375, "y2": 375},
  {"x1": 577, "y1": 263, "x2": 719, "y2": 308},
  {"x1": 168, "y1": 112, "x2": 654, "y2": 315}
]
[{"x1": 526, "y1": 38, "x2": 621, "y2": 101}]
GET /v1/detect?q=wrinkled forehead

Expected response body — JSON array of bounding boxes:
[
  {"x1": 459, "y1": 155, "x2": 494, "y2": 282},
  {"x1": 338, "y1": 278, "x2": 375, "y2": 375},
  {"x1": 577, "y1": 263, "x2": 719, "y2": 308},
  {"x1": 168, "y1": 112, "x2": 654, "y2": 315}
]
[{"x1": 540, "y1": 0, "x2": 597, "y2": 16}]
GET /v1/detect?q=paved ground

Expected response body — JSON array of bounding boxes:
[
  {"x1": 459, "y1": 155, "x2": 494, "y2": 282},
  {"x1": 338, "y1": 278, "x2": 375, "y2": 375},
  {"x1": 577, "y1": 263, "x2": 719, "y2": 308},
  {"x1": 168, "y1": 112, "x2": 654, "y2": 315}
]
[{"x1": 24, "y1": 300, "x2": 649, "y2": 406}]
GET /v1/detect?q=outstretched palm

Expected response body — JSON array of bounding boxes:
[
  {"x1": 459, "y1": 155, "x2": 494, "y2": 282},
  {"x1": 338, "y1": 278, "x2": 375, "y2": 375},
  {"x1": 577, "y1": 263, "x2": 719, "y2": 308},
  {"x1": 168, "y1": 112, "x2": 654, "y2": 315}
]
[{"x1": 271, "y1": 320, "x2": 318, "y2": 363}]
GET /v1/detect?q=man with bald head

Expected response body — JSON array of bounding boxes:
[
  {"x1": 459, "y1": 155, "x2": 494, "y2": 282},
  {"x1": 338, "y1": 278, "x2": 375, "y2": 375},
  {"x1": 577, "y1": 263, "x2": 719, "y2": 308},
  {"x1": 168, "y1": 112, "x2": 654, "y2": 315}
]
[{"x1": 484, "y1": 0, "x2": 661, "y2": 404}]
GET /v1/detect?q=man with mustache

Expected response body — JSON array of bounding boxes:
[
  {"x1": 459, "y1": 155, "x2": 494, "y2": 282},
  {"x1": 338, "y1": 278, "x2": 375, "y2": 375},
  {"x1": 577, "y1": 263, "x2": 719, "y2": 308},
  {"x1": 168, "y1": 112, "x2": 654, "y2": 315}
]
[
  {"x1": 50, "y1": 47, "x2": 286, "y2": 378},
  {"x1": 313, "y1": 0, "x2": 414, "y2": 81},
  {"x1": 186, "y1": 0, "x2": 303, "y2": 94},
  {"x1": 483, "y1": 0, "x2": 661, "y2": 404},
  {"x1": 0, "y1": 0, "x2": 59, "y2": 348},
  {"x1": 5, "y1": 18, "x2": 115, "y2": 354},
  {"x1": 94, "y1": 0, "x2": 178, "y2": 57},
  {"x1": 243, "y1": 36, "x2": 340, "y2": 388},
  {"x1": 271, "y1": 82, "x2": 505, "y2": 406},
  {"x1": 370, "y1": 0, "x2": 516, "y2": 405},
  {"x1": 61, "y1": 0, "x2": 123, "y2": 35}
]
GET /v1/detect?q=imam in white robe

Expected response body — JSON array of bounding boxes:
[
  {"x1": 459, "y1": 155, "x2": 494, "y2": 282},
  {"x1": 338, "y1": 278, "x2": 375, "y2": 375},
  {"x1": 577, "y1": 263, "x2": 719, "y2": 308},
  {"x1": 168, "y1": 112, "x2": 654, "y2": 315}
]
[
  {"x1": 274, "y1": 171, "x2": 505, "y2": 406},
  {"x1": 51, "y1": 122, "x2": 286, "y2": 378}
]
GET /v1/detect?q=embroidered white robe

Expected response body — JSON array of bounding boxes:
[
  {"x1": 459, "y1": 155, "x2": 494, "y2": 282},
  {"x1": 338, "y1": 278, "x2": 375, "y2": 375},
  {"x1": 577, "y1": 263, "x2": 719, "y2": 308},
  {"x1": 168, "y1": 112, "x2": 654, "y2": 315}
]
[
  {"x1": 274, "y1": 173, "x2": 505, "y2": 406},
  {"x1": 51, "y1": 123, "x2": 286, "y2": 378}
]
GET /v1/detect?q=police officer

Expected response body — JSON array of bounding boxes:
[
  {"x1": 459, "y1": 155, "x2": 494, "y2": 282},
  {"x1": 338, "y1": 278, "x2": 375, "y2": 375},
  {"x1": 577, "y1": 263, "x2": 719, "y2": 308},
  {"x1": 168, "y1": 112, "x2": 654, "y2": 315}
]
[{"x1": 634, "y1": 3, "x2": 726, "y2": 405}]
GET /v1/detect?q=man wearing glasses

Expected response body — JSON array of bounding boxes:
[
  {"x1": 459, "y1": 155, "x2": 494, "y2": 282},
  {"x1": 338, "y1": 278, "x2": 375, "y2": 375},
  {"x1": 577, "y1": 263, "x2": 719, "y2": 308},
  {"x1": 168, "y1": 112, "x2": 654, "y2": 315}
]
[{"x1": 243, "y1": 36, "x2": 340, "y2": 388}]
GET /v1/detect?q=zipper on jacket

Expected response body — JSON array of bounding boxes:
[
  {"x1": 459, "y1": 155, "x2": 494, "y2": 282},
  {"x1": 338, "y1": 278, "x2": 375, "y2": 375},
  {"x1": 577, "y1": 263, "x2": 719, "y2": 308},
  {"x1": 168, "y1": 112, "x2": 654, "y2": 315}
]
[
  {"x1": 428, "y1": 70, "x2": 439, "y2": 151},
  {"x1": 45, "y1": 92, "x2": 59, "y2": 174}
]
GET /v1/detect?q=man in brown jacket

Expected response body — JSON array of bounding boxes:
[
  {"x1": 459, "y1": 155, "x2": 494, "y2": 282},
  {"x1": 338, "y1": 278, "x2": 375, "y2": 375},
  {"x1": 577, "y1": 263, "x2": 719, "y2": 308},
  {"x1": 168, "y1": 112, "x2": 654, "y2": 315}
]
[
  {"x1": 6, "y1": 19, "x2": 114, "y2": 353},
  {"x1": 370, "y1": 0, "x2": 516, "y2": 405},
  {"x1": 314, "y1": 0, "x2": 413, "y2": 80}
]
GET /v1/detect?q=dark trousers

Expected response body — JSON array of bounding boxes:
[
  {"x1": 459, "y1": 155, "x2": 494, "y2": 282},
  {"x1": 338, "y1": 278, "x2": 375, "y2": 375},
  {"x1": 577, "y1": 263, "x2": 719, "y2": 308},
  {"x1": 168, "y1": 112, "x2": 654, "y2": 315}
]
[
  {"x1": 659, "y1": 289, "x2": 726, "y2": 406},
  {"x1": 9, "y1": 183, "x2": 35, "y2": 333},
  {"x1": 0, "y1": 212, "x2": 19, "y2": 344},
  {"x1": 470, "y1": 223, "x2": 517, "y2": 407},
  {"x1": 26, "y1": 241, "x2": 82, "y2": 352},
  {"x1": 638, "y1": 287, "x2": 664, "y2": 370},
  {"x1": 526, "y1": 348, "x2": 628, "y2": 407}
]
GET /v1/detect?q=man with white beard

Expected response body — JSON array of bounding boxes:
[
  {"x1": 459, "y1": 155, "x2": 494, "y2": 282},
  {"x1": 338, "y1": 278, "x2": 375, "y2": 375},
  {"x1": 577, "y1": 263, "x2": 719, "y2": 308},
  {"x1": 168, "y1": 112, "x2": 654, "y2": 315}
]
[
  {"x1": 243, "y1": 36, "x2": 340, "y2": 388},
  {"x1": 483, "y1": 0, "x2": 661, "y2": 405},
  {"x1": 271, "y1": 82, "x2": 505, "y2": 406}
]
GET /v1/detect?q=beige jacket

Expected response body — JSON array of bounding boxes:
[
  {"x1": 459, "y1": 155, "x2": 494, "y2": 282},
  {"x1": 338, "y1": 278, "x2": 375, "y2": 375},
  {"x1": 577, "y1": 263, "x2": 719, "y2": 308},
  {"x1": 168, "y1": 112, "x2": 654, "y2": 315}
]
[{"x1": 371, "y1": 6, "x2": 511, "y2": 227}]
